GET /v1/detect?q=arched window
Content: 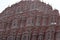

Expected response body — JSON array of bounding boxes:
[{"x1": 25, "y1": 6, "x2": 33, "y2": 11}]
[
  {"x1": 26, "y1": 17, "x2": 34, "y2": 26},
  {"x1": 0, "y1": 22, "x2": 3, "y2": 29},
  {"x1": 36, "y1": 15, "x2": 41, "y2": 26},
  {"x1": 7, "y1": 35, "x2": 15, "y2": 40},
  {"x1": 30, "y1": 3, "x2": 34, "y2": 10},
  {"x1": 16, "y1": 35, "x2": 21, "y2": 40},
  {"x1": 21, "y1": 33, "x2": 31, "y2": 40},
  {"x1": 45, "y1": 30, "x2": 55, "y2": 40},
  {"x1": 50, "y1": 16, "x2": 57, "y2": 25},
  {"x1": 38, "y1": 33, "x2": 44, "y2": 40},
  {"x1": 31, "y1": 35, "x2": 38, "y2": 40},
  {"x1": 42, "y1": 16, "x2": 48, "y2": 26},
  {"x1": 31, "y1": 31, "x2": 38, "y2": 40},
  {"x1": 58, "y1": 17, "x2": 60, "y2": 25},
  {"x1": 20, "y1": 16, "x2": 26, "y2": 27},
  {"x1": 56, "y1": 31, "x2": 60, "y2": 40},
  {"x1": 11, "y1": 19, "x2": 18, "y2": 29},
  {"x1": 16, "y1": 6, "x2": 23, "y2": 14},
  {"x1": 45, "y1": 31, "x2": 51, "y2": 40}
]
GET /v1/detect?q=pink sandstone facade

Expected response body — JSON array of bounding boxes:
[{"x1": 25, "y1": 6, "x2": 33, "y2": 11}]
[{"x1": 0, "y1": 0, "x2": 60, "y2": 40}]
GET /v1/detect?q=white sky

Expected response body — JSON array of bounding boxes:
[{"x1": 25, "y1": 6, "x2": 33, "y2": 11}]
[{"x1": 0, "y1": 0, "x2": 60, "y2": 13}]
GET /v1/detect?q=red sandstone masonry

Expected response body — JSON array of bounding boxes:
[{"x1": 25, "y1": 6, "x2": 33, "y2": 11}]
[{"x1": 0, "y1": 0, "x2": 60, "y2": 40}]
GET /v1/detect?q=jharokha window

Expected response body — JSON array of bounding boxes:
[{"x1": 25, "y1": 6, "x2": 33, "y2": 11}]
[
  {"x1": 16, "y1": 35, "x2": 21, "y2": 40},
  {"x1": 26, "y1": 16, "x2": 34, "y2": 26},
  {"x1": 50, "y1": 16, "x2": 57, "y2": 25},
  {"x1": 45, "y1": 30, "x2": 55, "y2": 40},
  {"x1": 7, "y1": 35, "x2": 15, "y2": 40},
  {"x1": 45, "y1": 31, "x2": 52, "y2": 40},
  {"x1": 21, "y1": 33, "x2": 31, "y2": 40},
  {"x1": 11, "y1": 19, "x2": 19, "y2": 29},
  {"x1": 36, "y1": 15, "x2": 41, "y2": 26},
  {"x1": 42, "y1": 16, "x2": 48, "y2": 26},
  {"x1": 20, "y1": 16, "x2": 26, "y2": 27},
  {"x1": 38, "y1": 32, "x2": 44, "y2": 40},
  {"x1": 56, "y1": 32, "x2": 60, "y2": 40}
]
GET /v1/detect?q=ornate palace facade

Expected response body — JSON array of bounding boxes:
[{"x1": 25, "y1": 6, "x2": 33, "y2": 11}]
[{"x1": 0, "y1": 0, "x2": 60, "y2": 40}]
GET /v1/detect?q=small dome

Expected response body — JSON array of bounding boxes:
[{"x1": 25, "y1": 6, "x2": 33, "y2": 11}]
[{"x1": 52, "y1": 9, "x2": 59, "y2": 16}]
